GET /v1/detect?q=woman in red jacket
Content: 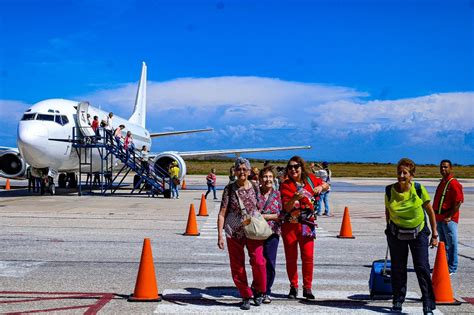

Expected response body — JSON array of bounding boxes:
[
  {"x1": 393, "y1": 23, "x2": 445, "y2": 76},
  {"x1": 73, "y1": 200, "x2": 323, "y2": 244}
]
[{"x1": 280, "y1": 156, "x2": 329, "y2": 300}]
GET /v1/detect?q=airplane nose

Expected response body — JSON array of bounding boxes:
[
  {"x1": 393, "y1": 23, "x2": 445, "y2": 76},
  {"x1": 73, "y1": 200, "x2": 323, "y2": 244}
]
[{"x1": 17, "y1": 122, "x2": 50, "y2": 167}]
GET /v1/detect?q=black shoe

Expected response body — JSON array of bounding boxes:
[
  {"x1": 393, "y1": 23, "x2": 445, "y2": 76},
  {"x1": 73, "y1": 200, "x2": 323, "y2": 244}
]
[
  {"x1": 288, "y1": 287, "x2": 298, "y2": 299},
  {"x1": 253, "y1": 292, "x2": 263, "y2": 306},
  {"x1": 240, "y1": 298, "x2": 251, "y2": 310},
  {"x1": 303, "y1": 288, "x2": 315, "y2": 300},
  {"x1": 262, "y1": 294, "x2": 271, "y2": 304},
  {"x1": 391, "y1": 301, "x2": 402, "y2": 312},
  {"x1": 423, "y1": 306, "x2": 434, "y2": 315}
]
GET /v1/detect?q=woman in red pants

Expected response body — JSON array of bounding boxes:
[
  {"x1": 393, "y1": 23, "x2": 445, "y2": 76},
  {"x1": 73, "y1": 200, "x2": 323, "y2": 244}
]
[
  {"x1": 217, "y1": 157, "x2": 267, "y2": 310},
  {"x1": 280, "y1": 156, "x2": 329, "y2": 300}
]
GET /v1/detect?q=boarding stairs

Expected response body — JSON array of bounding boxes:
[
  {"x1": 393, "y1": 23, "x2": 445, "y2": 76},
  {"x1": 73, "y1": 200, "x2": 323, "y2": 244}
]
[{"x1": 73, "y1": 127, "x2": 170, "y2": 196}]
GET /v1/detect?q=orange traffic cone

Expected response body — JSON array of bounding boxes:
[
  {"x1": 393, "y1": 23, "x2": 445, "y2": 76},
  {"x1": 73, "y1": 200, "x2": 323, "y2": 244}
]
[
  {"x1": 432, "y1": 241, "x2": 458, "y2": 304},
  {"x1": 198, "y1": 194, "x2": 208, "y2": 216},
  {"x1": 181, "y1": 179, "x2": 186, "y2": 190},
  {"x1": 337, "y1": 206, "x2": 355, "y2": 239},
  {"x1": 128, "y1": 238, "x2": 162, "y2": 302},
  {"x1": 5, "y1": 179, "x2": 11, "y2": 190},
  {"x1": 184, "y1": 204, "x2": 200, "y2": 236}
]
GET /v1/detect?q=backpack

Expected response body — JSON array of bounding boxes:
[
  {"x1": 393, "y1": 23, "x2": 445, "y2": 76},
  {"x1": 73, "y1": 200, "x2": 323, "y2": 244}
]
[{"x1": 385, "y1": 182, "x2": 422, "y2": 201}]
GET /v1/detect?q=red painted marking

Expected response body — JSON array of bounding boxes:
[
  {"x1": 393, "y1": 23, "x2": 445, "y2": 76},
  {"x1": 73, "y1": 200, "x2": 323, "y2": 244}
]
[
  {"x1": 0, "y1": 291, "x2": 115, "y2": 314},
  {"x1": 84, "y1": 293, "x2": 115, "y2": 315},
  {"x1": 463, "y1": 297, "x2": 474, "y2": 304},
  {"x1": 6, "y1": 304, "x2": 92, "y2": 314}
]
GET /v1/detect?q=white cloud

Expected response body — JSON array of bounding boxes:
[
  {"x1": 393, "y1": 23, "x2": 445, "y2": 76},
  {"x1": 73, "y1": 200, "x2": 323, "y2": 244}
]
[
  {"x1": 0, "y1": 100, "x2": 30, "y2": 121},
  {"x1": 3, "y1": 76, "x2": 472, "y2": 162}
]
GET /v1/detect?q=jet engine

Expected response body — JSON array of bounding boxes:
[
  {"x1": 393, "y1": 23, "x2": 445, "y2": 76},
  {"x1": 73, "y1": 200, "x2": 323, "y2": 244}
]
[
  {"x1": 0, "y1": 149, "x2": 27, "y2": 179},
  {"x1": 152, "y1": 152, "x2": 187, "y2": 179}
]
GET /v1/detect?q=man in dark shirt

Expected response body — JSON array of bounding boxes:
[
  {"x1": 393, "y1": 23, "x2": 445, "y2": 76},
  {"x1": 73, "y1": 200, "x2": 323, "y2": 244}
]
[{"x1": 433, "y1": 160, "x2": 464, "y2": 275}]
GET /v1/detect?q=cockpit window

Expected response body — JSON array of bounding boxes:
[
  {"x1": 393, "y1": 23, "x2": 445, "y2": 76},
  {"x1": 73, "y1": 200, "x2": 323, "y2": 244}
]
[
  {"x1": 36, "y1": 114, "x2": 55, "y2": 121},
  {"x1": 54, "y1": 115, "x2": 69, "y2": 126},
  {"x1": 21, "y1": 113, "x2": 36, "y2": 120}
]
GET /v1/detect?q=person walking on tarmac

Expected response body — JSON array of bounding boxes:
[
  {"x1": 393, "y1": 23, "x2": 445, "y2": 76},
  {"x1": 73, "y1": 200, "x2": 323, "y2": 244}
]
[
  {"x1": 217, "y1": 157, "x2": 267, "y2": 310},
  {"x1": 205, "y1": 168, "x2": 218, "y2": 200},
  {"x1": 385, "y1": 158, "x2": 438, "y2": 314},
  {"x1": 257, "y1": 165, "x2": 283, "y2": 304},
  {"x1": 169, "y1": 161, "x2": 180, "y2": 199},
  {"x1": 433, "y1": 159, "x2": 464, "y2": 275},
  {"x1": 280, "y1": 156, "x2": 328, "y2": 300}
]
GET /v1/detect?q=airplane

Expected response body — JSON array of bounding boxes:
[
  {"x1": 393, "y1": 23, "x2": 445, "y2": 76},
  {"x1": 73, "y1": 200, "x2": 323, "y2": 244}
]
[{"x1": 0, "y1": 62, "x2": 310, "y2": 194}]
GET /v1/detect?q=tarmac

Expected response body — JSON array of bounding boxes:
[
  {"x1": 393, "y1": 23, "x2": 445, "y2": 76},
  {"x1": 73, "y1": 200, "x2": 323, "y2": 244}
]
[{"x1": 0, "y1": 175, "x2": 473, "y2": 314}]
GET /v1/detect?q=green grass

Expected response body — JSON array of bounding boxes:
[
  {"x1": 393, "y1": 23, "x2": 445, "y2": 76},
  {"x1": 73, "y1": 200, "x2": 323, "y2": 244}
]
[{"x1": 185, "y1": 159, "x2": 474, "y2": 178}]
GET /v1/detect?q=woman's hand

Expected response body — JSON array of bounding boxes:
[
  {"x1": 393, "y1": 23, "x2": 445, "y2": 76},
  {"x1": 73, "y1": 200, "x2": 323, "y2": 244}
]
[
  {"x1": 217, "y1": 235, "x2": 225, "y2": 250},
  {"x1": 293, "y1": 191, "x2": 305, "y2": 201},
  {"x1": 430, "y1": 235, "x2": 439, "y2": 248},
  {"x1": 312, "y1": 185, "x2": 323, "y2": 195}
]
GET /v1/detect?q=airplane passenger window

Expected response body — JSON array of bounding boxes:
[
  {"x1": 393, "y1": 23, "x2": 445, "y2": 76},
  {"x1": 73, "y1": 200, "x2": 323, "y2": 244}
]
[
  {"x1": 61, "y1": 115, "x2": 69, "y2": 125},
  {"x1": 21, "y1": 113, "x2": 36, "y2": 120},
  {"x1": 36, "y1": 114, "x2": 55, "y2": 121}
]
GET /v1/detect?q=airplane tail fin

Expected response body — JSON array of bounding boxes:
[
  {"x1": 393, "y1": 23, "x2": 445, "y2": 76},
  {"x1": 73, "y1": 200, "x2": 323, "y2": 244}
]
[{"x1": 129, "y1": 62, "x2": 147, "y2": 128}]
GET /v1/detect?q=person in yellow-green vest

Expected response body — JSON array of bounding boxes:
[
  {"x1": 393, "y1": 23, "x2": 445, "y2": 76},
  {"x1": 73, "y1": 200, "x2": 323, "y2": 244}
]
[{"x1": 384, "y1": 158, "x2": 438, "y2": 315}]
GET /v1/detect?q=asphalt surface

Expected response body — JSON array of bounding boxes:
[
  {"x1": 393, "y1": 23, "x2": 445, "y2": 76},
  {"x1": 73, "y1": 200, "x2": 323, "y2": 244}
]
[{"x1": 0, "y1": 176, "x2": 473, "y2": 314}]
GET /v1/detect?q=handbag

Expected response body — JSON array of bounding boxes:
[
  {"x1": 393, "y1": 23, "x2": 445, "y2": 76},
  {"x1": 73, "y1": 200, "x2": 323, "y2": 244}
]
[{"x1": 234, "y1": 185, "x2": 272, "y2": 240}]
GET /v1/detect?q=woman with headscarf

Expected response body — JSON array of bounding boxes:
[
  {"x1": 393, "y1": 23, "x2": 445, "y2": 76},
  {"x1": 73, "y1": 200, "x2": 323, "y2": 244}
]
[
  {"x1": 280, "y1": 156, "x2": 329, "y2": 300},
  {"x1": 217, "y1": 157, "x2": 266, "y2": 310}
]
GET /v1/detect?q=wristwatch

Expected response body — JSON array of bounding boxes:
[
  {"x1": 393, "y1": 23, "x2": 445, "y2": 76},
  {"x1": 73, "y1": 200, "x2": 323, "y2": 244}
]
[{"x1": 432, "y1": 234, "x2": 438, "y2": 239}]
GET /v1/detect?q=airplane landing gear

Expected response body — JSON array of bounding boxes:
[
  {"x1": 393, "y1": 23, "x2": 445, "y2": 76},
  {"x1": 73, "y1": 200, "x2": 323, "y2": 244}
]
[
  {"x1": 58, "y1": 173, "x2": 67, "y2": 188},
  {"x1": 67, "y1": 172, "x2": 77, "y2": 188},
  {"x1": 40, "y1": 176, "x2": 56, "y2": 195}
]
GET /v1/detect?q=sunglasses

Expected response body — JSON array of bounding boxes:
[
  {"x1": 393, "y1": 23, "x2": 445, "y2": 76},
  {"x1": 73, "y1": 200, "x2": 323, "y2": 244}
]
[
  {"x1": 287, "y1": 164, "x2": 301, "y2": 170},
  {"x1": 235, "y1": 168, "x2": 248, "y2": 172}
]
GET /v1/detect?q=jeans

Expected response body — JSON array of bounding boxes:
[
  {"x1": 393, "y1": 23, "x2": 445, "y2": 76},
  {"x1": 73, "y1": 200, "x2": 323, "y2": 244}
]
[
  {"x1": 437, "y1": 221, "x2": 458, "y2": 273},
  {"x1": 205, "y1": 184, "x2": 217, "y2": 199},
  {"x1": 170, "y1": 181, "x2": 179, "y2": 198},
  {"x1": 316, "y1": 191, "x2": 330, "y2": 215},
  {"x1": 386, "y1": 225, "x2": 435, "y2": 310},
  {"x1": 226, "y1": 237, "x2": 266, "y2": 299},
  {"x1": 263, "y1": 234, "x2": 279, "y2": 295}
]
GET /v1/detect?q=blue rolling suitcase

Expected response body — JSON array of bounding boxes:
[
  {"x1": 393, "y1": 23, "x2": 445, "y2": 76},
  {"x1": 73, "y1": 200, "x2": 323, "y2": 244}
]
[{"x1": 369, "y1": 247, "x2": 393, "y2": 298}]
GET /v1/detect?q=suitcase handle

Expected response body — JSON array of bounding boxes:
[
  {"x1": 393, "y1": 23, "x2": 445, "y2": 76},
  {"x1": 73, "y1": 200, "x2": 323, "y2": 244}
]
[{"x1": 382, "y1": 246, "x2": 389, "y2": 276}]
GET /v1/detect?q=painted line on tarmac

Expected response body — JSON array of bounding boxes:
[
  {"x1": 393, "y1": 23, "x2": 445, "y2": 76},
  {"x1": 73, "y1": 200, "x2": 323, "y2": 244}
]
[{"x1": 0, "y1": 261, "x2": 45, "y2": 277}]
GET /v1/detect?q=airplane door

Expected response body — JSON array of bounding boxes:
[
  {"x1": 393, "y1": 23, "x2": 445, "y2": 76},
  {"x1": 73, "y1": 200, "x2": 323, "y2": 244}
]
[{"x1": 76, "y1": 101, "x2": 95, "y2": 137}]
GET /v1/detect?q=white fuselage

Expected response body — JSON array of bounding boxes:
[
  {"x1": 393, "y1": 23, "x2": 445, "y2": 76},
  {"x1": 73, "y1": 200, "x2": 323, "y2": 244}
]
[{"x1": 17, "y1": 99, "x2": 151, "y2": 173}]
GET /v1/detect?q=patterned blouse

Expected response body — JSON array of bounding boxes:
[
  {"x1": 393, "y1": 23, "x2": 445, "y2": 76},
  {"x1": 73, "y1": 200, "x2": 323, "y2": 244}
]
[
  {"x1": 257, "y1": 189, "x2": 282, "y2": 235},
  {"x1": 221, "y1": 182, "x2": 260, "y2": 239},
  {"x1": 280, "y1": 174, "x2": 323, "y2": 239}
]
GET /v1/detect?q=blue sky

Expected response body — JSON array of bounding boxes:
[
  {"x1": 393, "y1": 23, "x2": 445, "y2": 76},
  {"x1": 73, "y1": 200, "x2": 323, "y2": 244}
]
[{"x1": 1, "y1": 0, "x2": 473, "y2": 164}]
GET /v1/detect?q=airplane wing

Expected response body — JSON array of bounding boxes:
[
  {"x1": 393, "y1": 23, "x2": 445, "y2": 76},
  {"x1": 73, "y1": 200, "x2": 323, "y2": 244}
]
[
  {"x1": 150, "y1": 128, "x2": 213, "y2": 138},
  {"x1": 174, "y1": 145, "x2": 311, "y2": 158}
]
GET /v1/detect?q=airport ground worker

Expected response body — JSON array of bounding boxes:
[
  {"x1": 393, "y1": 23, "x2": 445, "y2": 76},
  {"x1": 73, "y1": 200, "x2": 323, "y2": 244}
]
[
  {"x1": 205, "y1": 168, "x2": 218, "y2": 200},
  {"x1": 433, "y1": 159, "x2": 464, "y2": 275},
  {"x1": 257, "y1": 165, "x2": 282, "y2": 304},
  {"x1": 217, "y1": 157, "x2": 266, "y2": 310},
  {"x1": 280, "y1": 156, "x2": 328, "y2": 300},
  {"x1": 384, "y1": 158, "x2": 438, "y2": 315},
  {"x1": 169, "y1": 161, "x2": 180, "y2": 199}
]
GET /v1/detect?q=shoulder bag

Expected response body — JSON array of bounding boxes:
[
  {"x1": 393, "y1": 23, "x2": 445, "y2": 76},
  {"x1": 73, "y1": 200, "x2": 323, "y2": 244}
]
[{"x1": 234, "y1": 184, "x2": 272, "y2": 240}]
